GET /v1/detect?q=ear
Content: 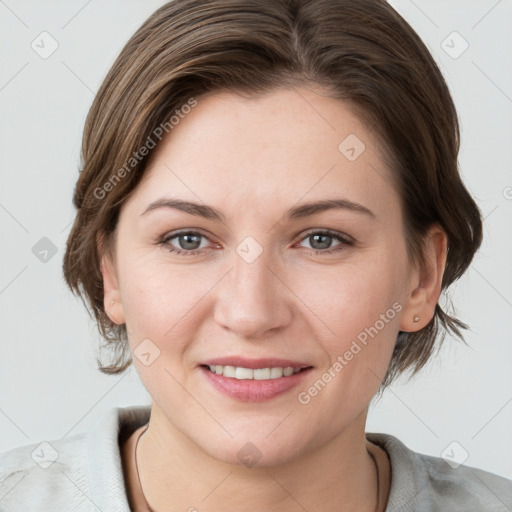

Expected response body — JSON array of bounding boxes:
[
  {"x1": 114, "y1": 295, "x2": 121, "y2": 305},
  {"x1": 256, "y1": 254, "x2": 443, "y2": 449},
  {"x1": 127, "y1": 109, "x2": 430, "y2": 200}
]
[
  {"x1": 399, "y1": 225, "x2": 448, "y2": 332},
  {"x1": 97, "y1": 232, "x2": 126, "y2": 325}
]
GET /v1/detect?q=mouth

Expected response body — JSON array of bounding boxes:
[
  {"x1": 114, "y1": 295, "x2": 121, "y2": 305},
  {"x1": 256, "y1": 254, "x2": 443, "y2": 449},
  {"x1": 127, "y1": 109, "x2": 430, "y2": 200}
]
[{"x1": 199, "y1": 358, "x2": 313, "y2": 402}]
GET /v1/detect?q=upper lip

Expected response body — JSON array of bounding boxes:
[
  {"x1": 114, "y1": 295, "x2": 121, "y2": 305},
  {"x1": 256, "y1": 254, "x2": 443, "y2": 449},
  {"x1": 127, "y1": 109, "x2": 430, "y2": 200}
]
[{"x1": 200, "y1": 357, "x2": 312, "y2": 370}]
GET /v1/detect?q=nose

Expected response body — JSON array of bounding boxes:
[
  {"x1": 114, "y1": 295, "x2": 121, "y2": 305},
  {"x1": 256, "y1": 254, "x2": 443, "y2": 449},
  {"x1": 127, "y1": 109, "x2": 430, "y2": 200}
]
[{"x1": 213, "y1": 246, "x2": 293, "y2": 339}]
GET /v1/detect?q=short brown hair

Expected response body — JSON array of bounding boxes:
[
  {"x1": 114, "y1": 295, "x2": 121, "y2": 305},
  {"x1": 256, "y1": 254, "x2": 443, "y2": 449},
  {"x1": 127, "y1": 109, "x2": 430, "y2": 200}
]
[{"x1": 62, "y1": 0, "x2": 483, "y2": 387}]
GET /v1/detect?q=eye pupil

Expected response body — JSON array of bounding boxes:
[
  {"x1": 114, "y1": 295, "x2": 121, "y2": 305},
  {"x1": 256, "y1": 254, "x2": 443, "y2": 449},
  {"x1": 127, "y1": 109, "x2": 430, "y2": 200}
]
[
  {"x1": 310, "y1": 233, "x2": 331, "y2": 250},
  {"x1": 180, "y1": 233, "x2": 201, "y2": 250}
]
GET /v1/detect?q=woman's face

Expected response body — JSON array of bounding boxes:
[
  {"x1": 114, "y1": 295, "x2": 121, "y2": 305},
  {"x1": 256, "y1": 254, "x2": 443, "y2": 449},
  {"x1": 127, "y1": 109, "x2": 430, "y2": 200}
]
[{"x1": 102, "y1": 86, "x2": 427, "y2": 465}]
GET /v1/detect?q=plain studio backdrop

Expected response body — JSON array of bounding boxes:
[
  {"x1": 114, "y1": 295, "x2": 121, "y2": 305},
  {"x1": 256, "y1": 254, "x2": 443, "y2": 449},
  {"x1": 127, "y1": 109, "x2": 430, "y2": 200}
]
[{"x1": 0, "y1": 0, "x2": 511, "y2": 480}]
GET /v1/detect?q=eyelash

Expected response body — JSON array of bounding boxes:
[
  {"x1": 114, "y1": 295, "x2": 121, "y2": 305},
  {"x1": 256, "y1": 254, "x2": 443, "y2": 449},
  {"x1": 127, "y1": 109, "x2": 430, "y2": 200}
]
[{"x1": 159, "y1": 229, "x2": 354, "y2": 256}]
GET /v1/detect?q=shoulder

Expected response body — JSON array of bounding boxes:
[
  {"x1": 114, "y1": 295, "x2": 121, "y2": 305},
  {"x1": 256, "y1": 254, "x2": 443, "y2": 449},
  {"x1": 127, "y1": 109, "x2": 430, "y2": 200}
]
[
  {"x1": 0, "y1": 430, "x2": 90, "y2": 510},
  {"x1": 366, "y1": 432, "x2": 512, "y2": 512},
  {"x1": 0, "y1": 405, "x2": 151, "y2": 511}
]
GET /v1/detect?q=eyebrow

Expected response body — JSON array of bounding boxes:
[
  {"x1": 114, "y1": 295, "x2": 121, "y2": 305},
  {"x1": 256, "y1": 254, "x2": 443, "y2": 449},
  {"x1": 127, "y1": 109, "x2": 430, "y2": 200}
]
[{"x1": 140, "y1": 197, "x2": 376, "y2": 221}]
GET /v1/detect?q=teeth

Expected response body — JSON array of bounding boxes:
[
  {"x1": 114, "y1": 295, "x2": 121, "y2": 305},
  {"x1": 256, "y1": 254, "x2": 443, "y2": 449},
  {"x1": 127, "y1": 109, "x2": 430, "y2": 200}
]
[
  {"x1": 223, "y1": 365, "x2": 236, "y2": 378},
  {"x1": 254, "y1": 368, "x2": 270, "y2": 380},
  {"x1": 207, "y1": 365, "x2": 304, "y2": 380},
  {"x1": 271, "y1": 367, "x2": 283, "y2": 378},
  {"x1": 235, "y1": 367, "x2": 253, "y2": 379}
]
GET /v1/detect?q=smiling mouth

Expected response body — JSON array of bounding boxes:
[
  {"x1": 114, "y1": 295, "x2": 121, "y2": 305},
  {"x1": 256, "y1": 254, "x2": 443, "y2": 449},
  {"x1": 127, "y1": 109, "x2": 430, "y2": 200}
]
[{"x1": 201, "y1": 364, "x2": 312, "y2": 380}]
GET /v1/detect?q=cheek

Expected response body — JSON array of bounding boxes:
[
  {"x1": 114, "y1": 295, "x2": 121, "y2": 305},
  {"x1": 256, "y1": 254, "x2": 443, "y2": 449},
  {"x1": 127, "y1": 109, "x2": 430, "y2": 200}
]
[
  {"x1": 301, "y1": 250, "x2": 405, "y2": 377},
  {"x1": 294, "y1": 266, "x2": 402, "y2": 425},
  {"x1": 118, "y1": 258, "x2": 209, "y2": 403},
  {"x1": 299, "y1": 253, "x2": 403, "y2": 335},
  {"x1": 119, "y1": 254, "x2": 220, "y2": 350}
]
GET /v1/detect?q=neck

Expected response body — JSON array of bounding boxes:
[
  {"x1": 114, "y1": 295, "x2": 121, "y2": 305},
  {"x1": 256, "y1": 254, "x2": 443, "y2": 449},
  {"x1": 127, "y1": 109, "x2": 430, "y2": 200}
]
[{"x1": 137, "y1": 403, "x2": 380, "y2": 512}]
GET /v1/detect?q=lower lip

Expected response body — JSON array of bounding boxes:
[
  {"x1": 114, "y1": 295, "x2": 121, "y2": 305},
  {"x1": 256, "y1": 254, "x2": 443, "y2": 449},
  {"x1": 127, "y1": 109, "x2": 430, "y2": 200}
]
[{"x1": 200, "y1": 366, "x2": 312, "y2": 402}]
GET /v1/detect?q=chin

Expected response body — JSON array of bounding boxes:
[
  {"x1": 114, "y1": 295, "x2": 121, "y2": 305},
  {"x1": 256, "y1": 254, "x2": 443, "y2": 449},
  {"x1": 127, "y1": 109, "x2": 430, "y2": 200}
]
[{"x1": 198, "y1": 428, "x2": 309, "y2": 468}]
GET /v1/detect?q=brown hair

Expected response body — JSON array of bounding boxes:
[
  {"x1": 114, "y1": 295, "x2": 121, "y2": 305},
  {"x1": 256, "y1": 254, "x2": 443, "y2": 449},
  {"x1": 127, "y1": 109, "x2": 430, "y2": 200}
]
[{"x1": 62, "y1": 0, "x2": 483, "y2": 388}]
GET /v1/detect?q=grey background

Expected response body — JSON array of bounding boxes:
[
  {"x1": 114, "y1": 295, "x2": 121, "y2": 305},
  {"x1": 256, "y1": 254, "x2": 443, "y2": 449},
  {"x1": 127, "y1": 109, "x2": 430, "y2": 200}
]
[{"x1": 1, "y1": 0, "x2": 511, "y2": 479}]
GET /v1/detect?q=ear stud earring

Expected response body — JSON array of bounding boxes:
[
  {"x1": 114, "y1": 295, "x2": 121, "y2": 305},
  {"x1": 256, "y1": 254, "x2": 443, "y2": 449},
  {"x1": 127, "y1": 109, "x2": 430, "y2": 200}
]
[{"x1": 413, "y1": 315, "x2": 420, "y2": 322}]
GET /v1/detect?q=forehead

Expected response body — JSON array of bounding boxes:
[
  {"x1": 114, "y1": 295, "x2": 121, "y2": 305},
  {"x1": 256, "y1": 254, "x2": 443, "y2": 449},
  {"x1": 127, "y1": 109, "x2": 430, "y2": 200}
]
[{"x1": 125, "y1": 87, "x2": 399, "y2": 220}]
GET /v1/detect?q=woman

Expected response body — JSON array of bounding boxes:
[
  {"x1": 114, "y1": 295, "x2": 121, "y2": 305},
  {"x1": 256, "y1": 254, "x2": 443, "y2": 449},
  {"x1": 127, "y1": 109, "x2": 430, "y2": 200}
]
[{"x1": 1, "y1": 0, "x2": 511, "y2": 511}]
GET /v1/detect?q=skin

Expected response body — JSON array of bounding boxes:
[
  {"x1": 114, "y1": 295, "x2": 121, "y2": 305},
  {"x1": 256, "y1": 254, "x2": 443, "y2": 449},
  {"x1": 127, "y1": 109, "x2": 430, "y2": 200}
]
[{"x1": 99, "y1": 85, "x2": 447, "y2": 512}]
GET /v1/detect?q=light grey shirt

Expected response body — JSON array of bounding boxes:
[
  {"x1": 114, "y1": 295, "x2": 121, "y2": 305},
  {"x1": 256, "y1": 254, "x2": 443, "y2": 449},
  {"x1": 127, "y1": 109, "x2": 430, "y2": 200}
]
[{"x1": 1, "y1": 405, "x2": 511, "y2": 511}]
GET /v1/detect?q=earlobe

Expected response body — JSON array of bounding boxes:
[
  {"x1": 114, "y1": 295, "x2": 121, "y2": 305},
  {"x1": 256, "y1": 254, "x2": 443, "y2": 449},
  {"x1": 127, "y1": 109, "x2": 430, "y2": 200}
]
[
  {"x1": 399, "y1": 225, "x2": 447, "y2": 333},
  {"x1": 107, "y1": 299, "x2": 125, "y2": 325}
]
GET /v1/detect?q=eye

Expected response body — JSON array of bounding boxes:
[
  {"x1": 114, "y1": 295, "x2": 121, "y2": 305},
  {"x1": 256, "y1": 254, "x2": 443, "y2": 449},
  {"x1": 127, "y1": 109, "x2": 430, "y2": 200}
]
[
  {"x1": 159, "y1": 229, "x2": 354, "y2": 256},
  {"x1": 296, "y1": 229, "x2": 354, "y2": 254},
  {"x1": 160, "y1": 231, "x2": 212, "y2": 255}
]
